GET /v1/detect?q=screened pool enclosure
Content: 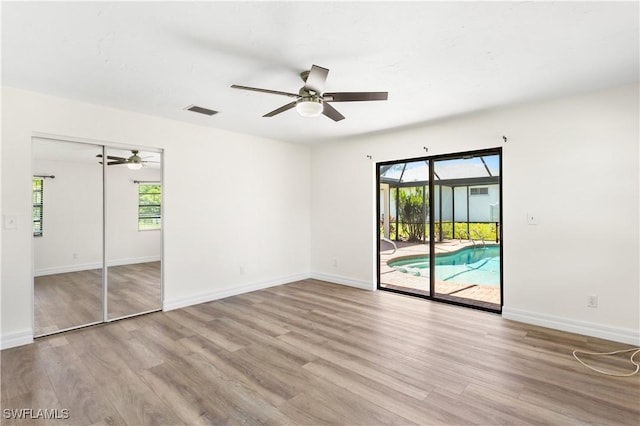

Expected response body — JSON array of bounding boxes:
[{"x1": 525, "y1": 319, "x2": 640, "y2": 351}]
[{"x1": 377, "y1": 149, "x2": 502, "y2": 312}]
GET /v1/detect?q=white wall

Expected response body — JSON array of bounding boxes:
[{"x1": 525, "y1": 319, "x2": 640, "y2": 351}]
[
  {"x1": 105, "y1": 163, "x2": 161, "y2": 266},
  {"x1": 311, "y1": 84, "x2": 639, "y2": 345},
  {"x1": 3, "y1": 84, "x2": 637, "y2": 348},
  {"x1": 32, "y1": 158, "x2": 103, "y2": 274},
  {"x1": 453, "y1": 184, "x2": 500, "y2": 222},
  {"x1": 32, "y1": 156, "x2": 161, "y2": 276},
  {"x1": 1, "y1": 87, "x2": 311, "y2": 348}
]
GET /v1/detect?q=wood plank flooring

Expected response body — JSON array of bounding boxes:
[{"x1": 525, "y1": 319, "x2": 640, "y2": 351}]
[
  {"x1": 34, "y1": 262, "x2": 161, "y2": 336},
  {"x1": 34, "y1": 269, "x2": 103, "y2": 335},
  {"x1": 4, "y1": 279, "x2": 639, "y2": 425}
]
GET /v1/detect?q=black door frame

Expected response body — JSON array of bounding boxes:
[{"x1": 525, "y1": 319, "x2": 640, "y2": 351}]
[{"x1": 376, "y1": 147, "x2": 503, "y2": 314}]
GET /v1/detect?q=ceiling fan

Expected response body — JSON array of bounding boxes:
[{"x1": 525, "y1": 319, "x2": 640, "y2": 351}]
[
  {"x1": 96, "y1": 150, "x2": 158, "y2": 170},
  {"x1": 231, "y1": 64, "x2": 388, "y2": 121}
]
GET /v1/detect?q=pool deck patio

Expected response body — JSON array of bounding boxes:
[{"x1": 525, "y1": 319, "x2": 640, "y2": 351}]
[{"x1": 380, "y1": 239, "x2": 501, "y2": 310}]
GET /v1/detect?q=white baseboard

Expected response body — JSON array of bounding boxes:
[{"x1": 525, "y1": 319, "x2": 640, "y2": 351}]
[
  {"x1": 35, "y1": 262, "x2": 102, "y2": 277},
  {"x1": 309, "y1": 272, "x2": 375, "y2": 291},
  {"x1": 0, "y1": 329, "x2": 33, "y2": 350},
  {"x1": 11, "y1": 279, "x2": 637, "y2": 348},
  {"x1": 163, "y1": 273, "x2": 310, "y2": 311},
  {"x1": 34, "y1": 256, "x2": 161, "y2": 277},
  {"x1": 108, "y1": 256, "x2": 161, "y2": 267},
  {"x1": 502, "y1": 307, "x2": 640, "y2": 346}
]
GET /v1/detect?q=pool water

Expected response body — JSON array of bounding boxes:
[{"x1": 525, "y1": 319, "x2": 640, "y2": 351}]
[{"x1": 388, "y1": 245, "x2": 501, "y2": 286}]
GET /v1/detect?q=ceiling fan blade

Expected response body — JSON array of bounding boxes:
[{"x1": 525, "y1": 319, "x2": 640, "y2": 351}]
[
  {"x1": 323, "y1": 92, "x2": 388, "y2": 102},
  {"x1": 322, "y1": 102, "x2": 345, "y2": 122},
  {"x1": 231, "y1": 85, "x2": 299, "y2": 98},
  {"x1": 304, "y1": 65, "x2": 329, "y2": 94},
  {"x1": 107, "y1": 161, "x2": 126, "y2": 165},
  {"x1": 96, "y1": 154, "x2": 127, "y2": 161},
  {"x1": 263, "y1": 101, "x2": 297, "y2": 117}
]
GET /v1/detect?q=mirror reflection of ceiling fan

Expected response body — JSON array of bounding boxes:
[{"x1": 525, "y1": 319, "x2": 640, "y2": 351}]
[
  {"x1": 231, "y1": 64, "x2": 388, "y2": 121},
  {"x1": 96, "y1": 150, "x2": 159, "y2": 170}
]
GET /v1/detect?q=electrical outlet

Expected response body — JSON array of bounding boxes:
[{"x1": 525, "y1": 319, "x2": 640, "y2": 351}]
[
  {"x1": 3, "y1": 215, "x2": 17, "y2": 230},
  {"x1": 332, "y1": 258, "x2": 338, "y2": 267},
  {"x1": 239, "y1": 266, "x2": 245, "y2": 275},
  {"x1": 587, "y1": 295, "x2": 598, "y2": 308}
]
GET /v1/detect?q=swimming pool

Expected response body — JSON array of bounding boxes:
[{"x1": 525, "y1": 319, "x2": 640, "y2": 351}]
[{"x1": 388, "y1": 245, "x2": 501, "y2": 286}]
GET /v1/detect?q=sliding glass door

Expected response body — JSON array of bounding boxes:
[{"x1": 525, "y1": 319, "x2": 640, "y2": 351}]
[
  {"x1": 432, "y1": 154, "x2": 501, "y2": 310},
  {"x1": 377, "y1": 149, "x2": 502, "y2": 312},
  {"x1": 378, "y1": 160, "x2": 431, "y2": 295}
]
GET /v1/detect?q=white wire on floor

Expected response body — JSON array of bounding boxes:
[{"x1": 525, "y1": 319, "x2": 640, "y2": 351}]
[{"x1": 572, "y1": 347, "x2": 640, "y2": 377}]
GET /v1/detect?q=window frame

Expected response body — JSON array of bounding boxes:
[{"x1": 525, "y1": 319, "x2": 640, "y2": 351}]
[
  {"x1": 470, "y1": 187, "x2": 489, "y2": 196},
  {"x1": 138, "y1": 182, "x2": 162, "y2": 231},
  {"x1": 33, "y1": 177, "x2": 44, "y2": 237}
]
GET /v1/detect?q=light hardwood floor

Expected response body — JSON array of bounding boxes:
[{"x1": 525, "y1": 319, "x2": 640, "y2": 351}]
[
  {"x1": 34, "y1": 262, "x2": 161, "y2": 336},
  {"x1": 3, "y1": 279, "x2": 639, "y2": 425}
]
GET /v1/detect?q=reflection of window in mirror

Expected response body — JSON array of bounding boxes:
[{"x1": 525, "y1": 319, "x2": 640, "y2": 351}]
[
  {"x1": 33, "y1": 177, "x2": 44, "y2": 237},
  {"x1": 138, "y1": 183, "x2": 161, "y2": 231}
]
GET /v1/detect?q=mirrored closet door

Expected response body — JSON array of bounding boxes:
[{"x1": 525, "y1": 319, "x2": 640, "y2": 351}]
[
  {"x1": 33, "y1": 138, "x2": 105, "y2": 335},
  {"x1": 105, "y1": 147, "x2": 162, "y2": 320},
  {"x1": 33, "y1": 138, "x2": 162, "y2": 337}
]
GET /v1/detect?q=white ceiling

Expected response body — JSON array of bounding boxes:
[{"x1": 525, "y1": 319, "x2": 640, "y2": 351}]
[{"x1": 2, "y1": 1, "x2": 638, "y2": 145}]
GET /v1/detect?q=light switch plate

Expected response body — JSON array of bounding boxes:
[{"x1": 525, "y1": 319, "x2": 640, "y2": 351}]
[
  {"x1": 3, "y1": 215, "x2": 18, "y2": 230},
  {"x1": 526, "y1": 212, "x2": 537, "y2": 225}
]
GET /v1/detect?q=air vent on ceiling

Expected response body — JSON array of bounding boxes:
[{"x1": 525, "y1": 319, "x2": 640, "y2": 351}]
[{"x1": 185, "y1": 105, "x2": 218, "y2": 116}]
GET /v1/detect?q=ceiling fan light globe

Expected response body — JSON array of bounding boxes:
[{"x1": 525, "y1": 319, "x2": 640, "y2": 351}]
[
  {"x1": 127, "y1": 162, "x2": 143, "y2": 170},
  {"x1": 296, "y1": 99, "x2": 323, "y2": 118}
]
